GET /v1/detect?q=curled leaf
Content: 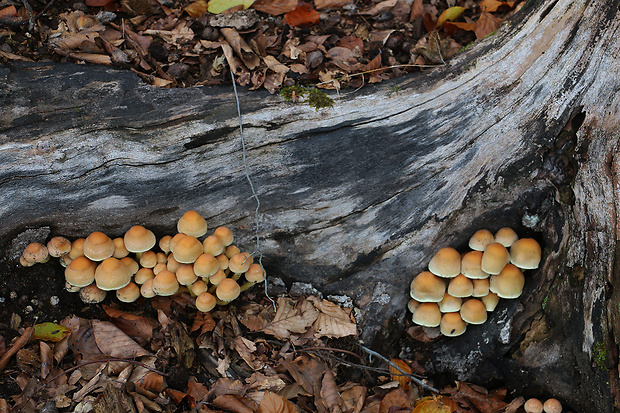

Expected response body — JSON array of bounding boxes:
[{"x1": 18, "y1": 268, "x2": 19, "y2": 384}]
[{"x1": 437, "y1": 6, "x2": 465, "y2": 27}]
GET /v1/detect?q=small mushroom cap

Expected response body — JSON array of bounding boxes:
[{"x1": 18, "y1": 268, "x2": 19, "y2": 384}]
[
  {"x1": 80, "y1": 284, "x2": 107, "y2": 304},
  {"x1": 543, "y1": 398, "x2": 562, "y2": 413},
  {"x1": 159, "y1": 235, "x2": 173, "y2": 253},
  {"x1": 140, "y1": 278, "x2": 156, "y2": 298},
  {"x1": 112, "y1": 237, "x2": 130, "y2": 259},
  {"x1": 169, "y1": 233, "x2": 186, "y2": 252},
  {"x1": 190, "y1": 279, "x2": 208, "y2": 296},
  {"x1": 95, "y1": 257, "x2": 132, "y2": 291},
  {"x1": 438, "y1": 293, "x2": 462, "y2": 313},
  {"x1": 447, "y1": 274, "x2": 474, "y2": 298},
  {"x1": 171, "y1": 235, "x2": 203, "y2": 264},
  {"x1": 177, "y1": 210, "x2": 208, "y2": 238},
  {"x1": 229, "y1": 252, "x2": 253, "y2": 274},
  {"x1": 481, "y1": 292, "x2": 500, "y2": 311},
  {"x1": 471, "y1": 278, "x2": 490, "y2": 297},
  {"x1": 120, "y1": 257, "x2": 139, "y2": 275},
  {"x1": 47, "y1": 236, "x2": 72, "y2": 258},
  {"x1": 65, "y1": 281, "x2": 81, "y2": 293},
  {"x1": 216, "y1": 254, "x2": 229, "y2": 270},
  {"x1": 440, "y1": 312, "x2": 467, "y2": 336},
  {"x1": 20, "y1": 256, "x2": 35, "y2": 267},
  {"x1": 216, "y1": 278, "x2": 241, "y2": 302},
  {"x1": 139, "y1": 251, "x2": 158, "y2": 268},
  {"x1": 225, "y1": 245, "x2": 241, "y2": 259},
  {"x1": 156, "y1": 252, "x2": 167, "y2": 263},
  {"x1": 176, "y1": 264, "x2": 198, "y2": 285},
  {"x1": 524, "y1": 398, "x2": 544, "y2": 413},
  {"x1": 510, "y1": 238, "x2": 542, "y2": 270},
  {"x1": 213, "y1": 226, "x2": 234, "y2": 246},
  {"x1": 69, "y1": 238, "x2": 86, "y2": 259},
  {"x1": 153, "y1": 262, "x2": 167, "y2": 275},
  {"x1": 23, "y1": 242, "x2": 49, "y2": 264},
  {"x1": 411, "y1": 302, "x2": 441, "y2": 327},
  {"x1": 489, "y1": 263, "x2": 525, "y2": 299},
  {"x1": 60, "y1": 255, "x2": 73, "y2": 268},
  {"x1": 407, "y1": 299, "x2": 420, "y2": 313},
  {"x1": 481, "y1": 242, "x2": 510, "y2": 275},
  {"x1": 209, "y1": 269, "x2": 226, "y2": 286},
  {"x1": 245, "y1": 263, "x2": 265, "y2": 283},
  {"x1": 65, "y1": 256, "x2": 97, "y2": 287},
  {"x1": 167, "y1": 255, "x2": 181, "y2": 273},
  {"x1": 428, "y1": 247, "x2": 461, "y2": 278},
  {"x1": 468, "y1": 229, "x2": 495, "y2": 251},
  {"x1": 461, "y1": 251, "x2": 489, "y2": 279},
  {"x1": 203, "y1": 235, "x2": 224, "y2": 256},
  {"x1": 494, "y1": 227, "x2": 519, "y2": 247},
  {"x1": 460, "y1": 299, "x2": 487, "y2": 324},
  {"x1": 194, "y1": 253, "x2": 219, "y2": 277},
  {"x1": 410, "y1": 271, "x2": 446, "y2": 302},
  {"x1": 116, "y1": 282, "x2": 140, "y2": 303},
  {"x1": 123, "y1": 226, "x2": 156, "y2": 253},
  {"x1": 134, "y1": 267, "x2": 155, "y2": 285},
  {"x1": 83, "y1": 232, "x2": 115, "y2": 262},
  {"x1": 196, "y1": 292, "x2": 217, "y2": 312},
  {"x1": 152, "y1": 270, "x2": 180, "y2": 296}
]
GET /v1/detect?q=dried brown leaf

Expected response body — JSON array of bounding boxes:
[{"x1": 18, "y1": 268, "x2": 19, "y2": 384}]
[
  {"x1": 210, "y1": 377, "x2": 248, "y2": 397},
  {"x1": 0, "y1": 5, "x2": 18, "y2": 17},
  {"x1": 221, "y1": 27, "x2": 260, "y2": 69},
  {"x1": 246, "y1": 372, "x2": 287, "y2": 392},
  {"x1": 360, "y1": 0, "x2": 397, "y2": 16},
  {"x1": 252, "y1": 0, "x2": 297, "y2": 15},
  {"x1": 187, "y1": 377, "x2": 209, "y2": 403},
  {"x1": 341, "y1": 385, "x2": 366, "y2": 413},
  {"x1": 310, "y1": 297, "x2": 357, "y2": 338},
  {"x1": 40, "y1": 341, "x2": 53, "y2": 379},
  {"x1": 280, "y1": 354, "x2": 326, "y2": 394},
  {"x1": 409, "y1": 0, "x2": 423, "y2": 20},
  {"x1": 479, "y1": 0, "x2": 515, "y2": 12},
  {"x1": 92, "y1": 320, "x2": 151, "y2": 358},
  {"x1": 259, "y1": 297, "x2": 318, "y2": 339},
  {"x1": 257, "y1": 391, "x2": 298, "y2": 413},
  {"x1": 283, "y1": 2, "x2": 320, "y2": 27},
  {"x1": 184, "y1": 0, "x2": 208, "y2": 16},
  {"x1": 474, "y1": 10, "x2": 501, "y2": 39},
  {"x1": 190, "y1": 310, "x2": 217, "y2": 334},
  {"x1": 234, "y1": 336, "x2": 264, "y2": 370},
  {"x1": 314, "y1": 0, "x2": 353, "y2": 10},
  {"x1": 213, "y1": 394, "x2": 257, "y2": 413},
  {"x1": 320, "y1": 370, "x2": 344, "y2": 412},
  {"x1": 263, "y1": 55, "x2": 290, "y2": 74},
  {"x1": 103, "y1": 305, "x2": 154, "y2": 343},
  {"x1": 379, "y1": 388, "x2": 413, "y2": 413},
  {"x1": 389, "y1": 359, "x2": 412, "y2": 388}
]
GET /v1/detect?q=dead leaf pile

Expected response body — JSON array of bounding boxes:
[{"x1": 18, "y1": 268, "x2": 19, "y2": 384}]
[{"x1": 0, "y1": 0, "x2": 525, "y2": 91}]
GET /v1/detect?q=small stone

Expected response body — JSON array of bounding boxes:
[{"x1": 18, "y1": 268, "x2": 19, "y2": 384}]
[
  {"x1": 209, "y1": 9, "x2": 259, "y2": 30},
  {"x1": 24, "y1": 305, "x2": 33, "y2": 314},
  {"x1": 201, "y1": 27, "x2": 220, "y2": 41},
  {"x1": 96, "y1": 11, "x2": 117, "y2": 24},
  {"x1": 50, "y1": 296, "x2": 60, "y2": 306}
]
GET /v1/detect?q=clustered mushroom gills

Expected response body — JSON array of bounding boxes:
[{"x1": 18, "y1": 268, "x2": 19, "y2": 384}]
[
  {"x1": 409, "y1": 227, "x2": 541, "y2": 337},
  {"x1": 20, "y1": 211, "x2": 266, "y2": 311}
]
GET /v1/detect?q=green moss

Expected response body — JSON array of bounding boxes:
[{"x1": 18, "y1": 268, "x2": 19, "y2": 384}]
[
  {"x1": 459, "y1": 41, "x2": 476, "y2": 53},
  {"x1": 541, "y1": 293, "x2": 549, "y2": 311},
  {"x1": 593, "y1": 341, "x2": 608, "y2": 370},
  {"x1": 307, "y1": 88, "x2": 334, "y2": 110},
  {"x1": 280, "y1": 86, "x2": 334, "y2": 111}
]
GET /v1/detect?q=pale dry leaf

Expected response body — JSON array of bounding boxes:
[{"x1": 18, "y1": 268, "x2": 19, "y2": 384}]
[
  {"x1": 216, "y1": 353, "x2": 231, "y2": 377},
  {"x1": 252, "y1": 0, "x2": 297, "y2": 15},
  {"x1": 257, "y1": 391, "x2": 298, "y2": 413},
  {"x1": 92, "y1": 320, "x2": 151, "y2": 359},
  {"x1": 246, "y1": 372, "x2": 287, "y2": 393},
  {"x1": 40, "y1": 341, "x2": 53, "y2": 379},
  {"x1": 233, "y1": 336, "x2": 264, "y2": 370},
  {"x1": 341, "y1": 385, "x2": 366, "y2": 413},
  {"x1": 260, "y1": 297, "x2": 319, "y2": 339},
  {"x1": 360, "y1": 0, "x2": 398, "y2": 16},
  {"x1": 263, "y1": 55, "x2": 290, "y2": 74},
  {"x1": 280, "y1": 354, "x2": 326, "y2": 394},
  {"x1": 221, "y1": 27, "x2": 260, "y2": 69},
  {"x1": 320, "y1": 369, "x2": 344, "y2": 412},
  {"x1": 379, "y1": 387, "x2": 413, "y2": 413},
  {"x1": 409, "y1": 0, "x2": 423, "y2": 20},
  {"x1": 314, "y1": 0, "x2": 353, "y2": 10},
  {"x1": 474, "y1": 10, "x2": 501, "y2": 39},
  {"x1": 213, "y1": 394, "x2": 256, "y2": 413},
  {"x1": 310, "y1": 297, "x2": 357, "y2": 338}
]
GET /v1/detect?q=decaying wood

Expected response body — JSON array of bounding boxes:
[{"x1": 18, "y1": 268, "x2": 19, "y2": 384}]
[{"x1": 1, "y1": 0, "x2": 620, "y2": 410}]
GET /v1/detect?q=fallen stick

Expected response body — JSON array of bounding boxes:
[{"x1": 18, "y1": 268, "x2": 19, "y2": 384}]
[{"x1": 0, "y1": 326, "x2": 34, "y2": 371}]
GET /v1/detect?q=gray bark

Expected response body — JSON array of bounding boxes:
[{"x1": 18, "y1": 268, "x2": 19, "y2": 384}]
[{"x1": 1, "y1": 0, "x2": 620, "y2": 410}]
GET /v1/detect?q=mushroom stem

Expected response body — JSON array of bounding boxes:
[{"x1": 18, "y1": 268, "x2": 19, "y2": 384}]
[
  {"x1": 231, "y1": 272, "x2": 242, "y2": 281},
  {"x1": 239, "y1": 281, "x2": 255, "y2": 292},
  {"x1": 215, "y1": 298, "x2": 231, "y2": 306}
]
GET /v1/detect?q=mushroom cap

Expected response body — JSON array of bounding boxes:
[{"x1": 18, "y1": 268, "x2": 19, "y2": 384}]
[
  {"x1": 489, "y1": 263, "x2": 525, "y2": 299},
  {"x1": 123, "y1": 225, "x2": 156, "y2": 253},
  {"x1": 167, "y1": 254, "x2": 181, "y2": 273},
  {"x1": 140, "y1": 278, "x2": 156, "y2": 298},
  {"x1": 481, "y1": 242, "x2": 510, "y2": 275},
  {"x1": 112, "y1": 237, "x2": 130, "y2": 259},
  {"x1": 245, "y1": 263, "x2": 266, "y2": 283},
  {"x1": 65, "y1": 281, "x2": 81, "y2": 293},
  {"x1": 213, "y1": 226, "x2": 234, "y2": 247},
  {"x1": 460, "y1": 299, "x2": 487, "y2": 324},
  {"x1": 225, "y1": 245, "x2": 241, "y2": 259},
  {"x1": 116, "y1": 282, "x2": 140, "y2": 303},
  {"x1": 60, "y1": 255, "x2": 73, "y2": 268},
  {"x1": 139, "y1": 251, "x2": 158, "y2": 269},
  {"x1": 69, "y1": 238, "x2": 86, "y2": 259},
  {"x1": 177, "y1": 210, "x2": 208, "y2": 238},
  {"x1": 543, "y1": 398, "x2": 562, "y2": 413},
  {"x1": 524, "y1": 398, "x2": 544, "y2": 413},
  {"x1": 209, "y1": 269, "x2": 226, "y2": 285},
  {"x1": 510, "y1": 238, "x2": 542, "y2": 270},
  {"x1": 79, "y1": 284, "x2": 107, "y2": 304},
  {"x1": 461, "y1": 251, "x2": 489, "y2": 279},
  {"x1": 438, "y1": 292, "x2": 462, "y2": 313},
  {"x1": 229, "y1": 252, "x2": 253, "y2": 274},
  {"x1": 176, "y1": 264, "x2": 198, "y2": 285},
  {"x1": 407, "y1": 299, "x2": 420, "y2": 313},
  {"x1": 95, "y1": 257, "x2": 132, "y2": 291},
  {"x1": 83, "y1": 232, "x2": 115, "y2": 262},
  {"x1": 194, "y1": 253, "x2": 219, "y2": 277},
  {"x1": 216, "y1": 278, "x2": 241, "y2": 302},
  {"x1": 472, "y1": 278, "x2": 490, "y2": 297},
  {"x1": 428, "y1": 247, "x2": 461, "y2": 278},
  {"x1": 65, "y1": 256, "x2": 97, "y2": 287},
  {"x1": 410, "y1": 271, "x2": 446, "y2": 302},
  {"x1": 494, "y1": 227, "x2": 519, "y2": 247},
  {"x1": 440, "y1": 312, "x2": 467, "y2": 336},
  {"x1": 47, "y1": 236, "x2": 72, "y2": 258},
  {"x1": 447, "y1": 274, "x2": 474, "y2": 298},
  {"x1": 153, "y1": 262, "x2": 167, "y2": 275},
  {"x1": 20, "y1": 256, "x2": 35, "y2": 267},
  {"x1": 152, "y1": 270, "x2": 180, "y2": 296},
  {"x1": 468, "y1": 229, "x2": 495, "y2": 251},
  {"x1": 196, "y1": 292, "x2": 217, "y2": 312},
  {"x1": 159, "y1": 235, "x2": 173, "y2": 253},
  {"x1": 156, "y1": 252, "x2": 167, "y2": 263},
  {"x1": 120, "y1": 257, "x2": 139, "y2": 275},
  {"x1": 171, "y1": 235, "x2": 203, "y2": 264},
  {"x1": 202, "y1": 235, "x2": 224, "y2": 256},
  {"x1": 411, "y1": 302, "x2": 441, "y2": 327},
  {"x1": 23, "y1": 242, "x2": 49, "y2": 263},
  {"x1": 134, "y1": 267, "x2": 155, "y2": 285},
  {"x1": 169, "y1": 233, "x2": 186, "y2": 252},
  {"x1": 190, "y1": 279, "x2": 208, "y2": 296},
  {"x1": 481, "y1": 292, "x2": 500, "y2": 311},
  {"x1": 216, "y1": 254, "x2": 229, "y2": 270}
]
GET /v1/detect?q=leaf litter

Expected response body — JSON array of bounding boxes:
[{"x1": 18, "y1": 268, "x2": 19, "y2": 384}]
[{"x1": 0, "y1": 0, "x2": 525, "y2": 92}]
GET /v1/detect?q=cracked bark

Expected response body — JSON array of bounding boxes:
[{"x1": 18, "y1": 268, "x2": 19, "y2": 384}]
[{"x1": 1, "y1": 0, "x2": 620, "y2": 410}]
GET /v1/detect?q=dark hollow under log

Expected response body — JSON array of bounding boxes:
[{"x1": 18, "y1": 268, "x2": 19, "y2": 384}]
[{"x1": 2, "y1": 0, "x2": 620, "y2": 410}]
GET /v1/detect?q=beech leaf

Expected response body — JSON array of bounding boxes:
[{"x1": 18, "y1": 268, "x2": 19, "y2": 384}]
[
  {"x1": 207, "y1": 0, "x2": 255, "y2": 14},
  {"x1": 412, "y1": 397, "x2": 451, "y2": 413},
  {"x1": 257, "y1": 391, "x2": 298, "y2": 413},
  {"x1": 283, "y1": 2, "x2": 320, "y2": 27},
  {"x1": 184, "y1": 0, "x2": 208, "y2": 16},
  {"x1": 34, "y1": 322, "x2": 71, "y2": 342},
  {"x1": 436, "y1": 6, "x2": 465, "y2": 27}
]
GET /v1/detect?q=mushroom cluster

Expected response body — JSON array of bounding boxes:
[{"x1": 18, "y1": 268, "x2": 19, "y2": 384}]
[
  {"x1": 20, "y1": 211, "x2": 265, "y2": 312},
  {"x1": 408, "y1": 228, "x2": 541, "y2": 336},
  {"x1": 524, "y1": 398, "x2": 562, "y2": 413}
]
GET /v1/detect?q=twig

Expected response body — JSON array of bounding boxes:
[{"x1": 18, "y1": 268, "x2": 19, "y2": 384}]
[
  {"x1": 357, "y1": 343, "x2": 439, "y2": 393},
  {"x1": 298, "y1": 346, "x2": 364, "y2": 360},
  {"x1": 21, "y1": 0, "x2": 36, "y2": 32},
  {"x1": 0, "y1": 326, "x2": 34, "y2": 371}
]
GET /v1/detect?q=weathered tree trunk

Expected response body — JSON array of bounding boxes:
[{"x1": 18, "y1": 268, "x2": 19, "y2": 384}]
[{"x1": 2, "y1": 0, "x2": 619, "y2": 410}]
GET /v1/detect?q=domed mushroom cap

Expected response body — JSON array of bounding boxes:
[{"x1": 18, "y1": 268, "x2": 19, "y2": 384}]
[
  {"x1": 524, "y1": 398, "x2": 544, "y2": 413},
  {"x1": 139, "y1": 251, "x2": 158, "y2": 268},
  {"x1": 209, "y1": 269, "x2": 226, "y2": 286},
  {"x1": 120, "y1": 257, "x2": 139, "y2": 275},
  {"x1": 176, "y1": 264, "x2": 198, "y2": 285},
  {"x1": 438, "y1": 293, "x2": 462, "y2": 313},
  {"x1": 460, "y1": 299, "x2": 487, "y2": 324},
  {"x1": 80, "y1": 284, "x2": 107, "y2": 304},
  {"x1": 407, "y1": 299, "x2": 420, "y2": 313},
  {"x1": 84, "y1": 232, "x2": 115, "y2": 262},
  {"x1": 47, "y1": 236, "x2": 72, "y2": 258},
  {"x1": 225, "y1": 245, "x2": 241, "y2": 259},
  {"x1": 468, "y1": 229, "x2": 494, "y2": 251},
  {"x1": 510, "y1": 238, "x2": 542, "y2": 270},
  {"x1": 134, "y1": 267, "x2": 155, "y2": 285},
  {"x1": 543, "y1": 398, "x2": 562, "y2": 413},
  {"x1": 116, "y1": 282, "x2": 140, "y2": 303},
  {"x1": 481, "y1": 242, "x2": 510, "y2": 275},
  {"x1": 216, "y1": 278, "x2": 241, "y2": 302},
  {"x1": 177, "y1": 210, "x2": 208, "y2": 238},
  {"x1": 23, "y1": 242, "x2": 49, "y2": 264},
  {"x1": 69, "y1": 238, "x2": 86, "y2": 259},
  {"x1": 194, "y1": 253, "x2": 219, "y2": 277},
  {"x1": 410, "y1": 271, "x2": 446, "y2": 302},
  {"x1": 65, "y1": 256, "x2": 97, "y2": 287},
  {"x1": 213, "y1": 226, "x2": 234, "y2": 247},
  {"x1": 216, "y1": 254, "x2": 229, "y2": 270},
  {"x1": 159, "y1": 235, "x2": 173, "y2": 254},
  {"x1": 245, "y1": 263, "x2": 266, "y2": 283},
  {"x1": 428, "y1": 247, "x2": 461, "y2": 278},
  {"x1": 472, "y1": 278, "x2": 490, "y2": 297},
  {"x1": 203, "y1": 235, "x2": 224, "y2": 256},
  {"x1": 112, "y1": 237, "x2": 130, "y2": 259},
  {"x1": 140, "y1": 278, "x2": 156, "y2": 298},
  {"x1": 461, "y1": 251, "x2": 489, "y2": 279},
  {"x1": 152, "y1": 270, "x2": 179, "y2": 296},
  {"x1": 123, "y1": 226, "x2": 156, "y2": 253},
  {"x1": 411, "y1": 302, "x2": 441, "y2": 327},
  {"x1": 196, "y1": 292, "x2": 217, "y2": 312},
  {"x1": 167, "y1": 254, "x2": 182, "y2": 273},
  {"x1": 494, "y1": 227, "x2": 519, "y2": 247},
  {"x1": 481, "y1": 292, "x2": 500, "y2": 311},
  {"x1": 171, "y1": 235, "x2": 203, "y2": 264},
  {"x1": 229, "y1": 252, "x2": 253, "y2": 274},
  {"x1": 440, "y1": 312, "x2": 467, "y2": 336},
  {"x1": 95, "y1": 257, "x2": 132, "y2": 291},
  {"x1": 447, "y1": 274, "x2": 474, "y2": 298},
  {"x1": 489, "y1": 263, "x2": 525, "y2": 299},
  {"x1": 190, "y1": 279, "x2": 208, "y2": 296}
]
